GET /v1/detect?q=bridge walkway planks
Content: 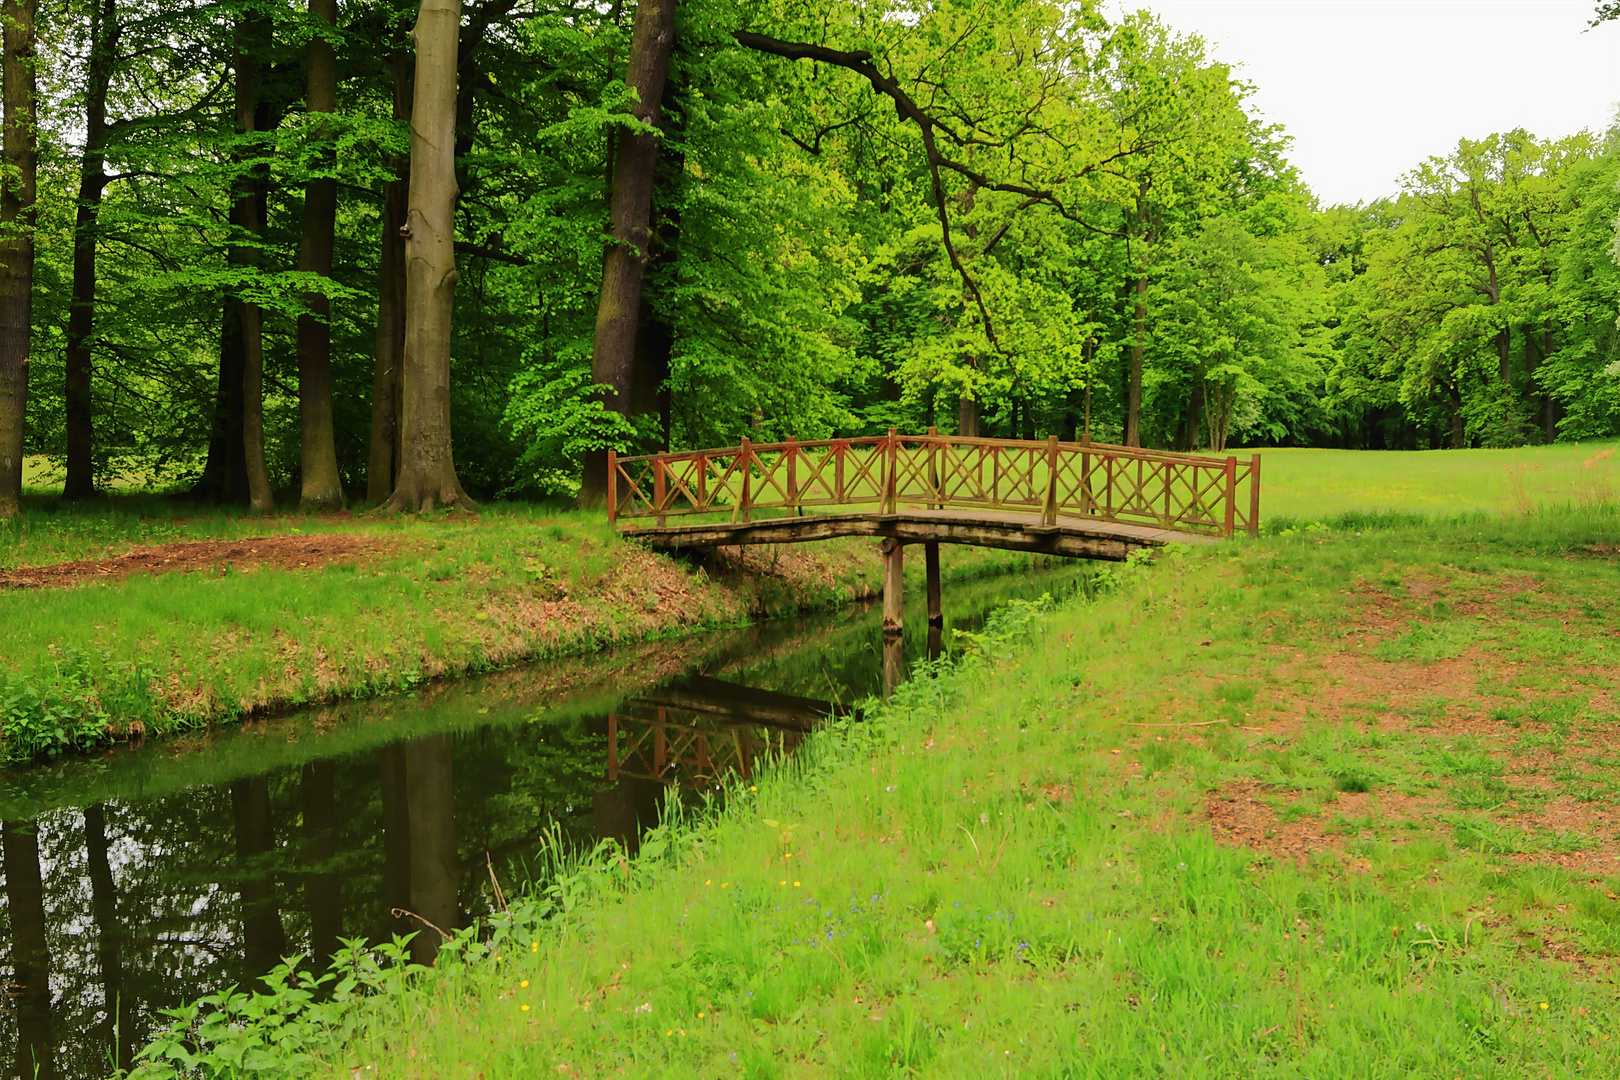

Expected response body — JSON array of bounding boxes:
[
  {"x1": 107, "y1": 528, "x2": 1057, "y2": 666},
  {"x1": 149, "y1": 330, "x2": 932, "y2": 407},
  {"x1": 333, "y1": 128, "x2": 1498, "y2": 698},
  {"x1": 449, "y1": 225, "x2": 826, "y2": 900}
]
[{"x1": 619, "y1": 506, "x2": 1216, "y2": 561}]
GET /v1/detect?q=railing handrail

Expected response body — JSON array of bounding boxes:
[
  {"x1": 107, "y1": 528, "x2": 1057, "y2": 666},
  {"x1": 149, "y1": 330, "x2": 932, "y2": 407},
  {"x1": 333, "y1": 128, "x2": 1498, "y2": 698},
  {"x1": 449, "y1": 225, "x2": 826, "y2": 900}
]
[
  {"x1": 608, "y1": 431, "x2": 1260, "y2": 538},
  {"x1": 613, "y1": 432, "x2": 1240, "y2": 470}
]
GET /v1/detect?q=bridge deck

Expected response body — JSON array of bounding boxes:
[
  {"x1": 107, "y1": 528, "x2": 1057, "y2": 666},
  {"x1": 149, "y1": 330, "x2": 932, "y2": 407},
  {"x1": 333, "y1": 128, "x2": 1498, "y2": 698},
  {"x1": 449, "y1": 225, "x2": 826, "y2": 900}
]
[{"x1": 620, "y1": 507, "x2": 1215, "y2": 561}]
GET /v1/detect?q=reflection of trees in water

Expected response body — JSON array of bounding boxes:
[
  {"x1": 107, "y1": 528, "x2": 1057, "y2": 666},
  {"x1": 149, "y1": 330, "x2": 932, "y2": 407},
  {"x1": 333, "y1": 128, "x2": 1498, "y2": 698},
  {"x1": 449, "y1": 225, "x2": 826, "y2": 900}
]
[{"x1": 0, "y1": 566, "x2": 1079, "y2": 1074}]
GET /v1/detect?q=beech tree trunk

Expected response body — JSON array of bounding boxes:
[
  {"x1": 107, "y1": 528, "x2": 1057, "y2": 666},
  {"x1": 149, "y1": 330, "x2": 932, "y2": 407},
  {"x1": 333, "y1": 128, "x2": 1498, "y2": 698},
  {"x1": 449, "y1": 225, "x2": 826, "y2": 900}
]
[
  {"x1": 367, "y1": 39, "x2": 410, "y2": 504},
  {"x1": 405, "y1": 735, "x2": 457, "y2": 965},
  {"x1": 231, "y1": 778, "x2": 287, "y2": 977},
  {"x1": 296, "y1": 0, "x2": 343, "y2": 511},
  {"x1": 957, "y1": 393, "x2": 978, "y2": 437},
  {"x1": 237, "y1": 19, "x2": 273, "y2": 512},
  {"x1": 4, "y1": 820, "x2": 53, "y2": 1080},
  {"x1": 579, "y1": 0, "x2": 677, "y2": 503},
  {"x1": 0, "y1": 0, "x2": 37, "y2": 519},
  {"x1": 63, "y1": 0, "x2": 115, "y2": 500},
  {"x1": 302, "y1": 761, "x2": 343, "y2": 969},
  {"x1": 1126, "y1": 274, "x2": 1146, "y2": 448},
  {"x1": 85, "y1": 804, "x2": 133, "y2": 1073},
  {"x1": 384, "y1": 0, "x2": 475, "y2": 512}
]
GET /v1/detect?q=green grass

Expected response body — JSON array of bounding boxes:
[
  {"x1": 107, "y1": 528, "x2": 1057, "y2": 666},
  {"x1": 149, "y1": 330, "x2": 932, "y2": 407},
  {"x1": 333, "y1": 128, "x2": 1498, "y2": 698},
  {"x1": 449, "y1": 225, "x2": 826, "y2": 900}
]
[
  {"x1": 1248, "y1": 441, "x2": 1620, "y2": 520},
  {"x1": 4, "y1": 500, "x2": 1031, "y2": 762},
  {"x1": 134, "y1": 505, "x2": 1620, "y2": 1078}
]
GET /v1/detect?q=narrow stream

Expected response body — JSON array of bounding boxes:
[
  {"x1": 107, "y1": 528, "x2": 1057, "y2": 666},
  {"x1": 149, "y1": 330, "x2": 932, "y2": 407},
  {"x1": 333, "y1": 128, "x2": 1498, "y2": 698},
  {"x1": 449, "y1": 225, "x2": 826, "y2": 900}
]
[{"x1": 0, "y1": 563, "x2": 1080, "y2": 1079}]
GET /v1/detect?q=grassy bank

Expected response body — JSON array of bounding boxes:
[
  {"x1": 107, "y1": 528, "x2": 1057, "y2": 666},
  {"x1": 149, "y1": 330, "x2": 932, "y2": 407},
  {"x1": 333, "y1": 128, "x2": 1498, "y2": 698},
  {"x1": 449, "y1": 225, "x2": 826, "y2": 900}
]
[
  {"x1": 1248, "y1": 440, "x2": 1620, "y2": 520},
  {"x1": 134, "y1": 504, "x2": 1620, "y2": 1077},
  {"x1": 4, "y1": 501, "x2": 1027, "y2": 763}
]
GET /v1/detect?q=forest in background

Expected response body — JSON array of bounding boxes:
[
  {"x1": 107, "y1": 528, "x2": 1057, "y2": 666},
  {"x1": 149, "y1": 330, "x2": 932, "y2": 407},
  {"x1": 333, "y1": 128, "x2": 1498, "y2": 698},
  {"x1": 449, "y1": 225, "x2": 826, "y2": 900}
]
[{"x1": 3, "y1": 0, "x2": 1620, "y2": 508}]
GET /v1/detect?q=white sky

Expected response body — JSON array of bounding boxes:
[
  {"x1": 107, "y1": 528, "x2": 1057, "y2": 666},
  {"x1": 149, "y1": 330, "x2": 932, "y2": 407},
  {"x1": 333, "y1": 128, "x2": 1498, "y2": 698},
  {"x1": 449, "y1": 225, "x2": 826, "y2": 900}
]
[{"x1": 1121, "y1": 0, "x2": 1620, "y2": 206}]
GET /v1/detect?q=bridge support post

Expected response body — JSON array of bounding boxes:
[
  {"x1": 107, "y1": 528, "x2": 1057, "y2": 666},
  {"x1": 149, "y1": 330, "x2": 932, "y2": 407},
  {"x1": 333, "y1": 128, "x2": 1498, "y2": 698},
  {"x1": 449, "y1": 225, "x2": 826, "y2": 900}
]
[
  {"x1": 925, "y1": 541, "x2": 942, "y2": 629},
  {"x1": 881, "y1": 537, "x2": 904, "y2": 696},
  {"x1": 881, "y1": 537, "x2": 903, "y2": 635}
]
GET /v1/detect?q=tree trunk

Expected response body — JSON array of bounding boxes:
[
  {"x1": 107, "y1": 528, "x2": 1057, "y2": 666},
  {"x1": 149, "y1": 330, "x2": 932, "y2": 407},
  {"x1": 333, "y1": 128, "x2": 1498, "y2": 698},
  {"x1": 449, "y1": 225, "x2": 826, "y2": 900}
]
[
  {"x1": 1449, "y1": 387, "x2": 1465, "y2": 449},
  {"x1": 405, "y1": 735, "x2": 458, "y2": 965},
  {"x1": 4, "y1": 820, "x2": 53, "y2": 1080},
  {"x1": 85, "y1": 804, "x2": 133, "y2": 1073},
  {"x1": 1125, "y1": 275, "x2": 1145, "y2": 448},
  {"x1": 296, "y1": 0, "x2": 342, "y2": 511},
  {"x1": 383, "y1": 0, "x2": 475, "y2": 512},
  {"x1": 378, "y1": 743, "x2": 415, "y2": 939},
  {"x1": 231, "y1": 778, "x2": 287, "y2": 977},
  {"x1": 301, "y1": 760, "x2": 343, "y2": 969},
  {"x1": 579, "y1": 0, "x2": 677, "y2": 503},
  {"x1": 367, "y1": 39, "x2": 411, "y2": 504},
  {"x1": 0, "y1": 0, "x2": 37, "y2": 519},
  {"x1": 63, "y1": 0, "x2": 115, "y2": 501},
  {"x1": 237, "y1": 18, "x2": 272, "y2": 512},
  {"x1": 1542, "y1": 323, "x2": 1557, "y2": 443},
  {"x1": 957, "y1": 393, "x2": 978, "y2": 438}
]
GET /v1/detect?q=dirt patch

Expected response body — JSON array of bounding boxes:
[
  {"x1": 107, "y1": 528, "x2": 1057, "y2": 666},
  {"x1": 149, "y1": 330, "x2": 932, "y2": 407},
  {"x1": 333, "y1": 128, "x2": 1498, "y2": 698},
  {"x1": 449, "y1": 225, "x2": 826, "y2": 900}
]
[
  {"x1": 0, "y1": 533, "x2": 387, "y2": 589},
  {"x1": 1205, "y1": 781, "x2": 1444, "y2": 864}
]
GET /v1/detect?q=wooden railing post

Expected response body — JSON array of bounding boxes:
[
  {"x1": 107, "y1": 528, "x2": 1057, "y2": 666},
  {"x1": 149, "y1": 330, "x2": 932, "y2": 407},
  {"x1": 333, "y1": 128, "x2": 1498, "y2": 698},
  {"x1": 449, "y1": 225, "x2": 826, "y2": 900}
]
[
  {"x1": 787, "y1": 434, "x2": 800, "y2": 516},
  {"x1": 654, "y1": 457, "x2": 667, "y2": 528},
  {"x1": 1042, "y1": 434, "x2": 1059, "y2": 527},
  {"x1": 739, "y1": 437, "x2": 752, "y2": 523},
  {"x1": 885, "y1": 428, "x2": 898, "y2": 514},
  {"x1": 1249, "y1": 454, "x2": 1262, "y2": 538},
  {"x1": 606, "y1": 450, "x2": 617, "y2": 522},
  {"x1": 1223, "y1": 455, "x2": 1237, "y2": 538},
  {"x1": 926, "y1": 425, "x2": 939, "y2": 509}
]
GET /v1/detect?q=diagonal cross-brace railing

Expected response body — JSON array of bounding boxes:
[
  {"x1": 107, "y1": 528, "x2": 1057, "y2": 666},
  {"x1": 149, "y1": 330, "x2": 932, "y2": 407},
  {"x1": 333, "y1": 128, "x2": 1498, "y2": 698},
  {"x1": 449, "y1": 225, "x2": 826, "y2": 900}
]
[{"x1": 609, "y1": 430, "x2": 1260, "y2": 538}]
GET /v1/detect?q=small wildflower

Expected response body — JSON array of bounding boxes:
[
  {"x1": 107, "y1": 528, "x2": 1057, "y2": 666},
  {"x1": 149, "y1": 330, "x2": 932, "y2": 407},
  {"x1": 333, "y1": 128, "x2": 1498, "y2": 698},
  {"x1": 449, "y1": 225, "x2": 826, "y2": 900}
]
[
  {"x1": 750, "y1": 786, "x2": 757, "y2": 791},
  {"x1": 698, "y1": 1012, "x2": 705, "y2": 1019},
  {"x1": 530, "y1": 942, "x2": 539, "y2": 952},
  {"x1": 794, "y1": 881, "x2": 801, "y2": 887},
  {"x1": 521, "y1": 1005, "x2": 530, "y2": 1012},
  {"x1": 780, "y1": 880, "x2": 786, "y2": 885},
  {"x1": 1541, "y1": 1003, "x2": 1550, "y2": 1010},
  {"x1": 521, "y1": 980, "x2": 530, "y2": 988},
  {"x1": 705, "y1": 879, "x2": 711, "y2": 885},
  {"x1": 721, "y1": 882, "x2": 729, "y2": 888}
]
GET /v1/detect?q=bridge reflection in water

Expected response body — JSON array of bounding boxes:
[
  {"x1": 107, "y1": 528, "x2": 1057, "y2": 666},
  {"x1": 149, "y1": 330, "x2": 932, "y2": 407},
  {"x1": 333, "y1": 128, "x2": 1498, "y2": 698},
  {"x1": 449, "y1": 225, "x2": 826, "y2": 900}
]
[{"x1": 593, "y1": 675, "x2": 853, "y2": 851}]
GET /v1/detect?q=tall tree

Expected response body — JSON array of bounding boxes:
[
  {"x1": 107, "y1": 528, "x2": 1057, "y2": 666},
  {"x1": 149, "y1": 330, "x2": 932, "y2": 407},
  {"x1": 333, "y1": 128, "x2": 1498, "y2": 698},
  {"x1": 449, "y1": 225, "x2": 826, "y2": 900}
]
[
  {"x1": 0, "y1": 0, "x2": 36, "y2": 518},
  {"x1": 296, "y1": 0, "x2": 344, "y2": 510},
  {"x1": 367, "y1": 27, "x2": 410, "y2": 505},
  {"x1": 579, "y1": 0, "x2": 676, "y2": 504},
  {"x1": 383, "y1": 0, "x2": 475, "y2": 511},
  {"x1": 3, "y1": 820, "x2": 54, "y2": 1080},
  {"x1": 62, "y1": 0, "x2": 118, "y2": 499},
  {"x1": 238, "y1": 15, "x2": 274, "y2": 512}
]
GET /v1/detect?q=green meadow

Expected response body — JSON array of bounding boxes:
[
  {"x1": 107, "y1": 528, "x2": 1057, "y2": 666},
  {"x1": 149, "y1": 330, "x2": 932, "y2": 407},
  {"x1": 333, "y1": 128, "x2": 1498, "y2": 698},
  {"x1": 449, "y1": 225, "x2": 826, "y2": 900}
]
[
  {"x1": 1249, "y1": 441, "x2": 1620, "y2": 520},
  {"x1": 124, "y1": 485, "x2": 1620, "y2": 1079}
]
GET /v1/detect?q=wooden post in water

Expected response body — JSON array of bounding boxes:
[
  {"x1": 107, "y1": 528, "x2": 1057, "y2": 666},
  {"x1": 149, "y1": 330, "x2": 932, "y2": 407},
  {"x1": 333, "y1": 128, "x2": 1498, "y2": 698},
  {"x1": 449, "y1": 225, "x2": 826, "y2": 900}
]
[
  {"x1": 925, "y1": 540, "x2": 942, "y2": 631},
  {"x1": 881, "y1": 536, "x2": 904, "y2": 696}
]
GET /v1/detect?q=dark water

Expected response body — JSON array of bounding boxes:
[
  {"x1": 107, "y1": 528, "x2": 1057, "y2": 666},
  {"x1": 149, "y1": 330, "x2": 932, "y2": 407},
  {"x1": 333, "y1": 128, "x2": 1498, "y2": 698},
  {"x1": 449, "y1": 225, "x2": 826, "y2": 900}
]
[{"x1": 0, "y1": 564, "x2": 1079, "y2": 1079}]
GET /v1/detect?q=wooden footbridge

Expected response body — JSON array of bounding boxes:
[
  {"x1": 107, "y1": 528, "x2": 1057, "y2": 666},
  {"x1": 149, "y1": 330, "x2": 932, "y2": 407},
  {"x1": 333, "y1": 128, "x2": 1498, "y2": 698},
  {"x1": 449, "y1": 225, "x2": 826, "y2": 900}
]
[{"x1": 609, "y1": 431, "x2": 1259, "y2": 685}]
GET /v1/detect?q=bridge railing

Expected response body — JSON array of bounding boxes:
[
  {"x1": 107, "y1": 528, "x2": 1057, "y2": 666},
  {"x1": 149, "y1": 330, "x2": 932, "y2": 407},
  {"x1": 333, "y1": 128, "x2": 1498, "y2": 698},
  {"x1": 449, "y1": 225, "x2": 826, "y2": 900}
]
[{"x1": 609, "y1": 431, "x2": 1260, "y2": 538}]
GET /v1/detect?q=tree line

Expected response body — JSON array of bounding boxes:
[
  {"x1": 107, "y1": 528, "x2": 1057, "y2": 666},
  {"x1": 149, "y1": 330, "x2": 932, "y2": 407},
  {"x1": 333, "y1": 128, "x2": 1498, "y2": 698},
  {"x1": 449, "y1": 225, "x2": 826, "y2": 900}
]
[{"x1": 0, "y1": 0, "x2": 1617, "y2": 515}]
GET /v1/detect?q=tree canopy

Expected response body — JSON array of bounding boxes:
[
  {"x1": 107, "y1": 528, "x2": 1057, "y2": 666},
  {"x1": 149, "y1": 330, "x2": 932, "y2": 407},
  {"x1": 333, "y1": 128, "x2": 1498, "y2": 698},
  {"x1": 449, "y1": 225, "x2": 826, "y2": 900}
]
[{"x1": 3, "y1": 0, "x2": 1618, "y2": 511}]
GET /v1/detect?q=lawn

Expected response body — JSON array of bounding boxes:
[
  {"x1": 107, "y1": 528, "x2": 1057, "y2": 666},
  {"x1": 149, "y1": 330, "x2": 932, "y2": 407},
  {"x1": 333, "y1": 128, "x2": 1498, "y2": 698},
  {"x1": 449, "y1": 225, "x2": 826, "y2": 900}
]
[
  {"x1": 1, "y1": 500, "x2": 1028, "y2": 762},
  {"x1": 1248, "y1": 441, "x2": 1620, "y2": 521},
  {"x1": 134, "y1": 503, "x2": 1620, "y2": 1079}
]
